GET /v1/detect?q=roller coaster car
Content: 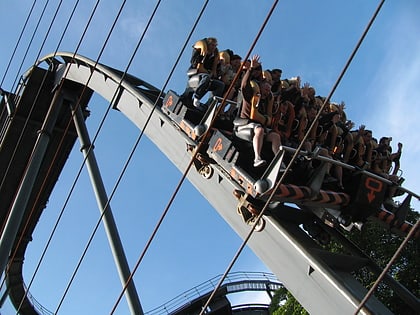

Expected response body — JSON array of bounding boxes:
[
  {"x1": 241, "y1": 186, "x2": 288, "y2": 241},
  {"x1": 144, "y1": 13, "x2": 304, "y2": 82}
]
[
  {"x1": 162, "y1": 90, "x2": 204, "y2": 127},
  {"x1": 161, "y1": 91, "x2": 418, "y2": 237},
  {"x1": 341, "y1": 173, "x2": 387, "y2": 221},
  {"x1": 233, "y1": 189, "x2": 266, "y2": 232}
]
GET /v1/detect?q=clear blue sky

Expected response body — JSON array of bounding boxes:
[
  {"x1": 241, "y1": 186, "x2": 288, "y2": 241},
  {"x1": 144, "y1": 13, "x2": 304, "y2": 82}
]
[{"x1": 0, "y1": 1, "x2": 419, "y2": 314}]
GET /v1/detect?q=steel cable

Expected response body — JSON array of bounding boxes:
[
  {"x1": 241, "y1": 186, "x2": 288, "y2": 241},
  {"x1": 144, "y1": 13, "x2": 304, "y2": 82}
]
[
  {"x1": 50, "y1": 1, "x2": 136, "y2": 312},
  {"x1": 0, "y1": 0, "x2": 72, "y2": 287},
  {"x1": 354, "y1": 219, "x2": 420, "y2": 314},
  {"x1": 109, "y1": 0, "x2": 213, "y2": 313},
  {"x1": 4, "y1": 0, "x2": 164, "y2": 313},
  {"x1": 199, "y1": 0, "x2": 386, "y2": 313},
  {"x1": 11, "y1": 1, "x2": 89, "y2": 313},
  {"x1": 1, "y1": 0, "x2": 405, "y2": 314},
  {"x1": 0, "y1": 0, "x2": 72, "y2": 235},
  {"x1": 0, "y1": 0, "x2": 37, "y2": 88},
  {"x1": 0, "y1": 0, "x2": 114, "y2": 313},
  {"x1": 8, "y1": 0, "x2": 51, "y2": 93},
  {"x1": 0, "y1": 0, "x2": 50, "y2": 235}
]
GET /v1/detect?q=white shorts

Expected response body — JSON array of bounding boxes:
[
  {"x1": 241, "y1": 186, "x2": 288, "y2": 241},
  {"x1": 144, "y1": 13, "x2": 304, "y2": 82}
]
[{"x1": 237, "y1": 122, "x2": 263, "y2": 132}]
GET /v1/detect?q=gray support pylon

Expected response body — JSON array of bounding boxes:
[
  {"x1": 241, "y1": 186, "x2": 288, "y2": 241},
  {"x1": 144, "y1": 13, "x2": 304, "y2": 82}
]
[
  {"x1": 0, "y1": 89, "x2": 64, "y2": 277},
  {"x1": 71, "y1": 104, "x2": 143, "y2": 315}
]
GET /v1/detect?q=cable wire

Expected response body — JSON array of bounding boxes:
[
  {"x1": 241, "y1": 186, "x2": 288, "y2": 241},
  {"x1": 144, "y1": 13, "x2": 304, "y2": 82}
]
[
  {"x1": 196, "y1": 0, "x2": 280, "y2": 312},
  {"x1": 12, "y1": 1, "x2": 87, "y2": 312},
  {"x1": 1, "y1": 0, "x2": 105, "y2": 311},
  {"x1": 42, "y1": 1, "x2": 159, "y2": 313},
  {"x1": 41, "y1": 0, "x2": 178, "y2": 313},
  {"x1": 1, "y1": 0, "x2": 69, "y2": 287},
  {"x1": 4, "y1": 0, "x2": 160, "y2": 313},
  {"x1": 2, "y1": 0, "x2": 411, "y2": 314},
  {"x1": 0, "y1": 0, "x2": 37, "y2": 88},
  {"x1": 0, "y1": 0, "x2": 65, "y2": 234},
  {"x1": 0, "y1": 0, "x2": 71, "y2": 244},
  {"x1": 0, "y1": 0, "x2": 100, "y2": 265},
  {"x1": 354, "y1": 219, "x2": 420, "y2": 314},
  {"x1": 0, "y1": 0, "x2": 49, "y2": 234},
  {"x1": 199, "y1": 0, "x2": 386, "y2": 313},
  {"x1": 8, "y1": 0, "x2": 51, "y2": 93},
  {"x1": 109, "y1": 0, "x2": 212, "y2": 313}
]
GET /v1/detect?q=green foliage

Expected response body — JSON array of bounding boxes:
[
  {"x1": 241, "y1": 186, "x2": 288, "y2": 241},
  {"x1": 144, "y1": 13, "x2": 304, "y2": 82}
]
[
  {"x1": 269, "y1": 287, "x2": 308, "y2": 315},
  {"x1": 269, "y1": 210, "x2": 419, "y2": 315},
  {"x1": 268, "y1": 287, "x2": 286, "y2": 314},
  {"x1": 337, "y1": 210, "x2": 420, "y2": 315}
]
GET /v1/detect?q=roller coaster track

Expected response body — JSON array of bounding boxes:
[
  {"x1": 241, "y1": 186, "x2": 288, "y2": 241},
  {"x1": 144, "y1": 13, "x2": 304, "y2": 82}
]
[
  {"x1": 0, "y1": 52, "x2": 418, "y2": 314},
  {"x1": 145, "y1": 271, "x2": 282, "y2": 315}
]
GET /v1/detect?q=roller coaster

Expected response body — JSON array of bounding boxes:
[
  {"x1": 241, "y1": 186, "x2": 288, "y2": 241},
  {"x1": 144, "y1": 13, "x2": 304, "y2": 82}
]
[
  {"x1": 0, "y1": 52, "x2": 418, "y2": 314},
  {"x1": 145, "y1": 271, "x2": 282, "y2": 315}
]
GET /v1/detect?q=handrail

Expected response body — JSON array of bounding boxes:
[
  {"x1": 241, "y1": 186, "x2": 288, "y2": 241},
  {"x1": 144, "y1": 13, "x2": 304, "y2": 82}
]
[
  {"x1": 280, "y1": 146, "x2": 419, "y2": 200},
  {"x1": 145, "y1": 271, "x2": 281, "y2": 315}
]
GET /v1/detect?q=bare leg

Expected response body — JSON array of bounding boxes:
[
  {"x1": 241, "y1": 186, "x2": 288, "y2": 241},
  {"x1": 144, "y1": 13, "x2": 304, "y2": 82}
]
[
  {"x1": 266, "y1": 131, "x2": 281, "y2": 155},
  {"x1": 253, "y1": 126, "x2": 265, "y2": 161}
]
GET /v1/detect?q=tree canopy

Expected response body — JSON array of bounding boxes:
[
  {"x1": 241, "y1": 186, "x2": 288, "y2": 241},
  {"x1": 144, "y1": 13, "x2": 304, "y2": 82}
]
[{"x1": 269, "y1": 210, "x2": 419, "y2": 315}]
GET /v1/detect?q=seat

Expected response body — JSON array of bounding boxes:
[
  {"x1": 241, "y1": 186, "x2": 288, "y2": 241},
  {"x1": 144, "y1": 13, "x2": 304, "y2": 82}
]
[
  {"x1": 180, "y1": 74, "x2": 201, "y2": 108},
  {"x1": 233, "y1": 118, "x2": 254, "y2": 142},
  {"x1": 231, "y1": 91, "x2": 255, "y2": 142}
]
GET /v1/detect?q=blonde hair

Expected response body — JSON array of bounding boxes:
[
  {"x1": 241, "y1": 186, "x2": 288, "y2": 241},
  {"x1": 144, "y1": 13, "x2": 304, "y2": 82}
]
[
  {"x1": 219, "y1": 50, "x2": 230, "y2": 64},
  {"x1": 262, "y1": 70, "x2": 273, "y2": 84}
]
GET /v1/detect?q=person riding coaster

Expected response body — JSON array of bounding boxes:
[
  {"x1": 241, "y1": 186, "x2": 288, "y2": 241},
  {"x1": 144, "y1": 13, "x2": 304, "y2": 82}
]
[
  {"x1": 185, "y1": 37, "x2": 225, "y2": 112},
  {"x1": 233, "y1": 54, "x2": 281, "y2": 169}
]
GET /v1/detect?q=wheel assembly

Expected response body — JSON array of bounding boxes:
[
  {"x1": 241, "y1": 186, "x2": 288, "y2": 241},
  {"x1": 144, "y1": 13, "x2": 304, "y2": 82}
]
[
  {"x1": 199, "y1": 164, "x2": 213, "y2": 179},
  {"x1": 248, "y1": 216, "x2": 266, "y2": 232}
]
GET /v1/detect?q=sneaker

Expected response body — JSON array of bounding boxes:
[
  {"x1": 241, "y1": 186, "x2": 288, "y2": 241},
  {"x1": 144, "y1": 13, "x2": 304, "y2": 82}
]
[
  {"x1": 193, "y1": 95, "x2": 201, "y2": 108},
  {"x1": 253, "y1": 158, "x2": 267, "y2": 168}
]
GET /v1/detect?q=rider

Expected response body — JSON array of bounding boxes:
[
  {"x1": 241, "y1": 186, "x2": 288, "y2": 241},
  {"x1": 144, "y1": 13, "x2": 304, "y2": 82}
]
[
  {"x1": 188, "y1": 37, "x2": 225, "y2": 111},
  {"x1": 371, "y1": 137, "x2": 403, "y2": 208},
  {"x1": 272, "y1": 97, "x2": 295, "y2": 146},
  {"x1": 236, "y1": 54, "x2": 281, "y2": 167}
]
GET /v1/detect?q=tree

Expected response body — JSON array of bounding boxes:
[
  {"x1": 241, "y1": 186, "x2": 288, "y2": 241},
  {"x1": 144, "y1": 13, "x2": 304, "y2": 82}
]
[
  {"x1": 269, "y1": 287, "x2": 308, "y2": 315},
  {"x1": 269, "y1": 209, "x2": 419, "y2": 315},
  {"x1": 339, "y1": 209, "x2": 419, "y2": 315}
]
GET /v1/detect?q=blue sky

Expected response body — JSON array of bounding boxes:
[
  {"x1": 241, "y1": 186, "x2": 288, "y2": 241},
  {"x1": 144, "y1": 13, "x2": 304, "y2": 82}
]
[{"x1": 0, "y1": 1, "x2": 419, "y2": 314}]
